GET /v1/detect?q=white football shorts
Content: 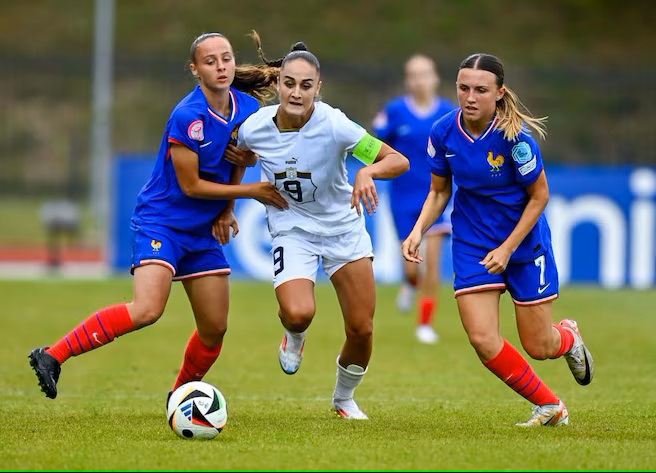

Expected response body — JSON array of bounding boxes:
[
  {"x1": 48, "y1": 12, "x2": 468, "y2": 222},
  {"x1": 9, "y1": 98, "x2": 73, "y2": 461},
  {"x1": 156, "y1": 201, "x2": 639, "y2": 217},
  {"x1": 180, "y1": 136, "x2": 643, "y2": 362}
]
[{"x1": 270, "y1": 226, "x2": 374, "y2": 288}]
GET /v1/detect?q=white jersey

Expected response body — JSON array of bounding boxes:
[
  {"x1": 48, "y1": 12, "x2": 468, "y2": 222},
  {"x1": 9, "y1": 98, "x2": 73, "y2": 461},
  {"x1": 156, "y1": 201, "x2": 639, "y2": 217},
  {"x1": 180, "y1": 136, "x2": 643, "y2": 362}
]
[{"x1": 238, "y1": 101, "x2": 368, "y2": 237}]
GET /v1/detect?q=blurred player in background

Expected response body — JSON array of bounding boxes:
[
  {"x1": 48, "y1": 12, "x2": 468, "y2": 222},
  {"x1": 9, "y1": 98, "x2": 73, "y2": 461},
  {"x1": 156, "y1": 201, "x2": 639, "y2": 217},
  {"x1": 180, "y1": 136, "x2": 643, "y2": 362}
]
[
  {"x1": 402, "y1": 53, "x2": 594, "y2": 426},
  {"x1": 28, "y1": 32, "x2": 287, "y2": 401},
  {"x1": 226, "y1": 36, "x2": 409, "y2": 419},
  {"x1": 372, "y1": 54, "x2": 456, "y2": 344}
]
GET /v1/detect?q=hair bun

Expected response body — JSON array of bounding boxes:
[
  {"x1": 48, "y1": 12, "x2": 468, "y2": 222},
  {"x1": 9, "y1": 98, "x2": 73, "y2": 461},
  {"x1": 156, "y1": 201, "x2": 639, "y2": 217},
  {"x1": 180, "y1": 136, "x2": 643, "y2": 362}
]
[{"x1": 290, "y1": 41, "x2": 308, "y2": 52}]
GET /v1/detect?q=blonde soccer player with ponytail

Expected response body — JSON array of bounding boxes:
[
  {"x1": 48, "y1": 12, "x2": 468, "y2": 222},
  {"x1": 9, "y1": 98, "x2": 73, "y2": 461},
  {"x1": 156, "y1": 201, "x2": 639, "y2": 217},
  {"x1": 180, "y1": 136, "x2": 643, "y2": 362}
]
[{"x1": 402, "y1": 53, "x2": 594, "y2": 426}]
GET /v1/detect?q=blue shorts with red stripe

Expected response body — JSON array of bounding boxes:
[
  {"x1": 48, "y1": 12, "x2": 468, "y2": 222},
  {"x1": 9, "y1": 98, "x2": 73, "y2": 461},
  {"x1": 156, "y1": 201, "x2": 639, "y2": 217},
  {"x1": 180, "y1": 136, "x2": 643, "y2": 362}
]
[
  {"x1": 130, "y1": 224, "x2": 230, "y2": 280},
  {"x1": 452, "y1": 246, "x2": 559, "y2": 305}
]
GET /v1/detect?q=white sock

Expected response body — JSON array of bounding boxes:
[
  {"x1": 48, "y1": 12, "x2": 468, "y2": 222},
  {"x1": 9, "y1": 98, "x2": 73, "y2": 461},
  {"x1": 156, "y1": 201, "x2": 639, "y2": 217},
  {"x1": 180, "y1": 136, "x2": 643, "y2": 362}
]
[
  {"x1": 284, "y1": 328, "x2": 305, "y2": 351},
  {"x1": 333, "y1": 356, "x2": 367, "y2": 401}
]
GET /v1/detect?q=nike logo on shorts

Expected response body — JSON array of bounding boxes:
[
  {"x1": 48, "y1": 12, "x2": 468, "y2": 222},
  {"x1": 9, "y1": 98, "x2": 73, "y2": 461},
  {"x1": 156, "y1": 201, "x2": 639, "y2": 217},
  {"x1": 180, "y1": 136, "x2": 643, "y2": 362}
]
[{"x1": 537, "y1": 283, "x2": 551, "y2": 294}]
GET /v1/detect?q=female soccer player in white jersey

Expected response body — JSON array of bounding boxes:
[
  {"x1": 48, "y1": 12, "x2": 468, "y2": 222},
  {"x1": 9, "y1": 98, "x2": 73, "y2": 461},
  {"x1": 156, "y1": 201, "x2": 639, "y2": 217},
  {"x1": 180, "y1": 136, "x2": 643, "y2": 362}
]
[
  {"x1": 28, "y1": 32, "x2": 287, "y2": 402},
  {"x1": 229, "y1": 37, "x2": 409, "y2": 419},
  {"x1": 402, "y1": 53, "x2": 594, "y2": 427}
]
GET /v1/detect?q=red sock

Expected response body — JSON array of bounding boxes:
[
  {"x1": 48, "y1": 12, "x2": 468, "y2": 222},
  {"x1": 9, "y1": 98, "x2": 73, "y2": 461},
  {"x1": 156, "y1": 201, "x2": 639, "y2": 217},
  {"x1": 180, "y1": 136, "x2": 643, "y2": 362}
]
[
  {"x1": 417, "y1": 297, "x2": 435, "y2": 325},
  {"x1": 483, "y1": 339, "x2": 559, "y2": 406},
  {"x1": 46, "y1": 303, "x2": 134, "y2": 364},
  {"x1": 172, "y1": 330, "x2": 223, "y2": 390},
  {"x1": 551, "y1": 323, "x2": 574, "y2": 358}
]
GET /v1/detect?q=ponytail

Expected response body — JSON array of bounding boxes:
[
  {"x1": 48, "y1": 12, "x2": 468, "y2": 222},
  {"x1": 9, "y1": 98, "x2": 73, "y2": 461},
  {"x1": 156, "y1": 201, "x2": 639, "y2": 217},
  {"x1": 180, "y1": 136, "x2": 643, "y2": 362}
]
[
  {"x1": 496, "y1": 86, "x2": 547, "y2": 141},
  {"x1": 230, "y1": 30, "x2": 282, "y2": 103},
  {"x1": 234, "y1": 31, "x2": 321, "y2": 103},
  {"x1": 232, "y1": 64, "x2": 279, "y2": 103}
]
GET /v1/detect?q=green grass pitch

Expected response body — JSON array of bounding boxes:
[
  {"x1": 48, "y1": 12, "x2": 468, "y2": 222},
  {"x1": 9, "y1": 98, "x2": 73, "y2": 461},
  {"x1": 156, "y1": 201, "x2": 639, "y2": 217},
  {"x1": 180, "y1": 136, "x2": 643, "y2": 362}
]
[{"x1": 1, "y1": 279, "x2": 654, "y2": 470}]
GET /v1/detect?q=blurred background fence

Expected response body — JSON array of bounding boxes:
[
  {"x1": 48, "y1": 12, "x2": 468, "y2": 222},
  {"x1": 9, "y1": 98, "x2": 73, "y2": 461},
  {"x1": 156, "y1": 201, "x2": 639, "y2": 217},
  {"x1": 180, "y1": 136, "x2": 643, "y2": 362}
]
[{"x1": 0, "y1": 0, "x2": 654, "y2": 285}]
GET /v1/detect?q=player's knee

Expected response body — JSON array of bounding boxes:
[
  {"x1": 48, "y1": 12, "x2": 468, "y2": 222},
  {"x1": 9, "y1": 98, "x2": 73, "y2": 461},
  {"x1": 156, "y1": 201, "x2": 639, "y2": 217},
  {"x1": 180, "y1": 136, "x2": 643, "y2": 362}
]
[
  {"x1": 283, "y1": 317, "x2": 312, "y2": 333},
  {"x1": 130, "y1": 303, "x2": 165, "y2": 327},
  {"x1": 197, "y1": 326, "x2": 226, "y2": 347},
  {"x1": 279, "y1": 303, "x2": 315, "y2": 332},
  {"x1": 198, "y1": 322, "x2": 227, "y2": 341},
  {"x1": 467, "y1": 331, "x2": 498, "y2": 357},
  {"x1": 345, "y1": 317, "x2": 373, "y2": 342}
]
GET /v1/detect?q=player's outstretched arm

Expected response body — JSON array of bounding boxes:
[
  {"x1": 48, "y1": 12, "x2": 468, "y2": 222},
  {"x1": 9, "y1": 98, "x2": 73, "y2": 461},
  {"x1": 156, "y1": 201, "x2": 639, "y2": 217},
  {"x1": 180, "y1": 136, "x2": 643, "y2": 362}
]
[
  {"x1": 351, "y1": 139, "x2": 409, "y2": 215},
  {"x1": 170, "y1": 143, "x2": 287, "y2": 209}
]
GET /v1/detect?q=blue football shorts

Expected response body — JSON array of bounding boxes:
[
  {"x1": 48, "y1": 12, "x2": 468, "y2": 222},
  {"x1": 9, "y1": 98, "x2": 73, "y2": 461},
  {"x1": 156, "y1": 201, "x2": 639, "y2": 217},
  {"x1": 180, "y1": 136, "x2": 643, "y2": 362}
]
[
  {"x1": 130, "y1": 224, "x2": 230, "y2": 280},
  {"x1": 452, "y1": 247, "x2": 559, "y2": 305}
]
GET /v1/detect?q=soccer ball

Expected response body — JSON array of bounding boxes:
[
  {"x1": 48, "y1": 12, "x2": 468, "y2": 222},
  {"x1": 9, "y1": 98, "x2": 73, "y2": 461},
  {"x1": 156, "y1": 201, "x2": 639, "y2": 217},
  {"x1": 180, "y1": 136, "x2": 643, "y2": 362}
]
[{"x1": 166, "y1": 381, "x2": 228, "y2": 439}]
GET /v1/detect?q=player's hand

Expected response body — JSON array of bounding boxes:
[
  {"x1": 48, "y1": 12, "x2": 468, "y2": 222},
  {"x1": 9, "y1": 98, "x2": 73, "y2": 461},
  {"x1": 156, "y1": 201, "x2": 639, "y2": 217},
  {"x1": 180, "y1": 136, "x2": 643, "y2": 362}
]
[
  {"x1": 351, "y1": 168, "x2": 378, "y2": 216},
  {"x1": 224, "y1": 144, "x2": 258, "y2": 167},
  {"x1": 250, "y1": 181, "x2": 288, "y2": 210},
  {"x1": 402, "y1": 230, "x2": 423, "y2": 264},
  {"x1": 212, "y1": 208, "x2": 239, "y2": 245},
  {"x1": 479, "y1": 246, "x2": 512, "y2": 274}
]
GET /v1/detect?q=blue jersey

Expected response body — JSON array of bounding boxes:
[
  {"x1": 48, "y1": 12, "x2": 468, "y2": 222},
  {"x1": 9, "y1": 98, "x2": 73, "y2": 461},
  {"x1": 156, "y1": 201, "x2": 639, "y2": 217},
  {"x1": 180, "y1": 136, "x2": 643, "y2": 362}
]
[
  {"x1": 427, "y1": 109, "x2": 551, "y2": 263},
  {"x1": 131, "y1": 86, "x2": 259, "y2": 235},
  {"x1": 373, "y1": 96, "x2": 455, "y2": 200}
]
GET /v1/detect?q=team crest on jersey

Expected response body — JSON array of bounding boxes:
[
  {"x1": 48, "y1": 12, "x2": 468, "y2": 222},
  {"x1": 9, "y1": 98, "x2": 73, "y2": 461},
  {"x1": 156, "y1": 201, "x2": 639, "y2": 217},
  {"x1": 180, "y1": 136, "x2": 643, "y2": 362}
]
[
  {"x1": 188, "y1": 119, "x2": 204, "y2": 141},
  {"x1": 511, "y1": 141, "x2": 532, "y2": 164},
  {"x1": 427, "y1": 138, "x2": 436, "y2": 158},
  {"x1": 487, "y1": 151, "x2": 504, "y2": 173},
  {"x1": 229, "y1": 125, "x2": 239, "y2": 145},
  {"x1": 274, "y1": 170, "x2": 317, "y2": 204},
  {"x1": 151, "y1": 239, "x2": 162, "y2": 252},
  {"x1": 286, "y1": 167, "x2": 297, "y2": 179}
]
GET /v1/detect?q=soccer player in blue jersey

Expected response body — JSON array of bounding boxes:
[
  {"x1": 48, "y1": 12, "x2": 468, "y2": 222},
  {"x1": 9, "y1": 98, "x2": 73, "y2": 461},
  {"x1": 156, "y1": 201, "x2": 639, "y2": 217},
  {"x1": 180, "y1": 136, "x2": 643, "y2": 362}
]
[
  {"x1": 372, "y1": 54, "x2": 456, "y2": 344},
  {"x1": 402, "y1": 53, "x2": 594, "y2": 426},
  {"x1": 28, "y1": 32, "x2": 287, "y2": 401}
]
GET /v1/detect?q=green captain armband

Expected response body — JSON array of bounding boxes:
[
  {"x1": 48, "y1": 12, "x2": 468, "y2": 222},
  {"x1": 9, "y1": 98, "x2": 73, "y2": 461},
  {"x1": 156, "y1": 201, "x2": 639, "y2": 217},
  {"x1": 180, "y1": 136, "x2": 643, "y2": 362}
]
[{"x1": 352, "y1": 133, "x2": 383, "y2": 165}]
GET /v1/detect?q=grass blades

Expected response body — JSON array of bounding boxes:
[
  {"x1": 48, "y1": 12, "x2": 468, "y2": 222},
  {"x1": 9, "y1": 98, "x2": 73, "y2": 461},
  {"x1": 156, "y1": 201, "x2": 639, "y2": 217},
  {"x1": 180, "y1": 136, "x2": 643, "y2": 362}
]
[{"x1": 1, "y1": 279, "x2": 654, "y2": 470}]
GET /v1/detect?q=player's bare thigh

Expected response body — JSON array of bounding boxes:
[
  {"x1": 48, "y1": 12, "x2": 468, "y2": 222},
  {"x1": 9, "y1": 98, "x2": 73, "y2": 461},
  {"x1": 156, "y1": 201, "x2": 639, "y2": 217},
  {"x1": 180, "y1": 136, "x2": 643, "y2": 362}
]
[
  {"x1": 456, "y1": 290, "x2": 503, "y2": 359},
  {"x1": 129, "y1": 263, "x2": 174, "y2": 327}
]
